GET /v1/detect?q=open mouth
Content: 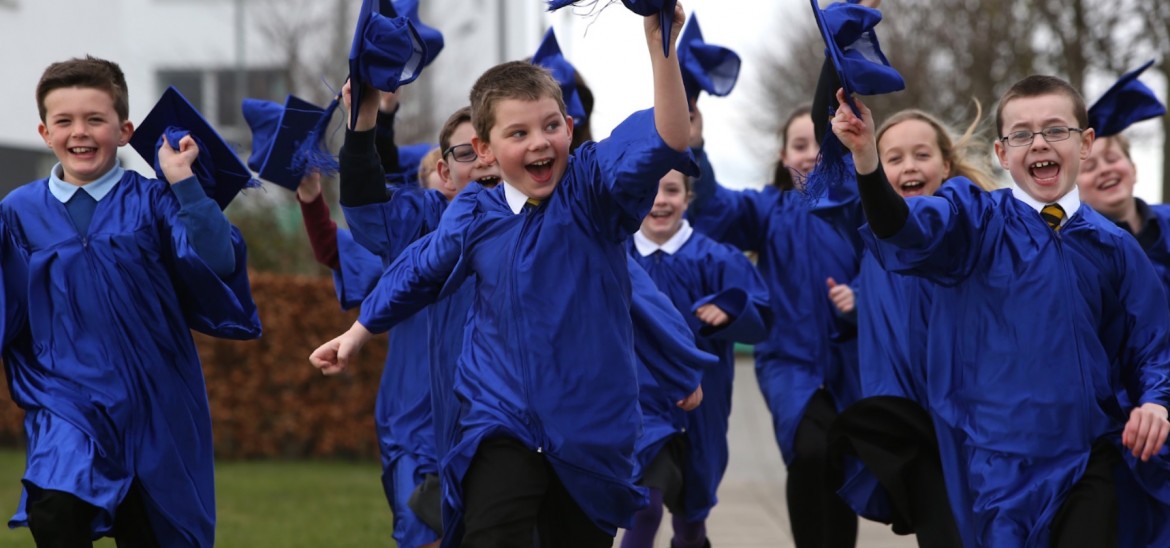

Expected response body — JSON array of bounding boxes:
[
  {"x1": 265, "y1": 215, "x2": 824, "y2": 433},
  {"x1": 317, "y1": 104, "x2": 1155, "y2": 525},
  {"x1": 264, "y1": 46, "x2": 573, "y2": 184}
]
[
  {"x1": 1029, "y1": 160, "x2": 1060, "y2": 183},
  {"x1": 68, "y1": 146, "x2": 96, "y2": 155},
  {"x1": 1097, "y1": 177, "x2": 1120, "y2": 191},
  {"x1": 526, "y1": 158, "x2": 554, "y2": 183},
  {"x1": 477, "y1": 175, "x2": 500, "y2": 187},
  {"x1": 900, "y1": 180, "x2": 925, "y2": 192},
  {"x1": 648, "y1": 210, "x2": 672, "y2": 218}
]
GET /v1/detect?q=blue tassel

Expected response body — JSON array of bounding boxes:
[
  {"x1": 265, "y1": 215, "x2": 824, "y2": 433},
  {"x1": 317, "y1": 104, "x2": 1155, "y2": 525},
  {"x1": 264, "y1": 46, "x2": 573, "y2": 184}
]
[
  {"x1": 291, "y1": 94, "x2": 342, "y2": 179},
  {"x1": 802, "y1": 129, "x2": 855, "y2": 207}
]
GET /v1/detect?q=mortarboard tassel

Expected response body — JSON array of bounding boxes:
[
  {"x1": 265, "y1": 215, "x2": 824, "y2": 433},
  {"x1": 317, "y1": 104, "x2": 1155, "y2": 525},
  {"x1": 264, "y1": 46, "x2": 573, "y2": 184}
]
[{"x1": 291, "y1": 94, "x2": 343, "y2": 180}]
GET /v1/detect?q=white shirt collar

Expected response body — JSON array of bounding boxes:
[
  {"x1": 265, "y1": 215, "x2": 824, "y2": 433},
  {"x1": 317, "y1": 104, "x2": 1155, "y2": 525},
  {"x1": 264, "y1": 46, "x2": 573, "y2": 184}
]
[
  {"x1": 502, "y1": 181, "x2": 530, "y2": 214},
  {"x1": 47, "y1": 161, "x2": 123, "y2": 204},
  {"x1": 1011, "y1": 184, "x2": 1080, "y2": 227},
  {"x1": 634, "y1": 219, "x2": 694, "y2": 256}
]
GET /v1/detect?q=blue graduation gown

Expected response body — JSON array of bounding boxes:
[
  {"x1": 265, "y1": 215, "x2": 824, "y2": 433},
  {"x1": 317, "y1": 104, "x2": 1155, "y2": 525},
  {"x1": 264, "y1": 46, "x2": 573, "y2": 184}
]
[
  {"x1": 0, "y1": 172, "x2": 261, "y2": 547},
  {"x1": 331, "y1": 228, "x2": 383, "y2": 310},
  {"x1": 357, "y1": 109, "x2": 693, "y2": 539},
  {"x1": 861, "y1": 178, "x2": 1170, "y2": 547},
  {"x1": 343, "y1": 184, "x2": 448, "y2": 547},
  {"x1": 629, "y1": 231, "x2": 769, "y2": 521},
  {"x1": 1139, "y1": 204, "x2": 1170, "y2": 310},
  {"x1": 687, "y1": 151, "x2": 861, "y2": 465},
  {"x1": 627, "y1": 256, "x2": 715, "y2": 487}
]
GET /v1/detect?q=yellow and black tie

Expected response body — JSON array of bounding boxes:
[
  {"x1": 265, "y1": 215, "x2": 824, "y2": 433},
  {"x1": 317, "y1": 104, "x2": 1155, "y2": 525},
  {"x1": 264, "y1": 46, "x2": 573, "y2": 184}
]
[
  {"x1": 523, "y1": 197, "x2": 541, "y2": 213},
  {"x1": 1041, "y1": 203, "x2": 1065, "y2": 231}
]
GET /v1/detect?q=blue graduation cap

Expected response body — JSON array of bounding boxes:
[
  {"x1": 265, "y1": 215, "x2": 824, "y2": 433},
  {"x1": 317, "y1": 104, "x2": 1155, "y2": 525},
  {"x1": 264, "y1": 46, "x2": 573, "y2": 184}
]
[
  {"x1": 547, "y1": 0, "x2": 677, "y2": 58},
  {"x1": 392, "y1": 0, "x2": 445, "y2": 68},
  {"x1": 242, "y1": 95, "x2": 332, "y2": 191},
  {"x1": 805, "y1": 0, "x2": 904, "y2": 202},
  {"x1": 531, "y1": 27, "x2": 587, "y2": 126},
  {"x1": 129, "y1": 86, "x2": 256, "y2": 210},
  {"x1": 810, "y1": 0, "x2": 904, "y2": 113},
  {"x1": 1088, "y1": 59, "x2": 1167, "y2": 138},
  {"x1": 677, "y1": 14, "x2": 741, "y2": 104},
  {"x1": 388, "y1": 142, "x2": 438, "y2": 185},
  {"x1": 348, "y1": 0, "x2": 428, "y2": 129}
]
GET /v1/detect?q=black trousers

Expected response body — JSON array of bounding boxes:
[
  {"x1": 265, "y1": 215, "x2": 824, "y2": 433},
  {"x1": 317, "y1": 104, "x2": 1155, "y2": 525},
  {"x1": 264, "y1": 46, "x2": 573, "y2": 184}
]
[
  {"x1": 1048, "y1": 440, "x2": 1119, "y2": 548},
  {"x1": 827, "y1": 396, "x2": 961, "y2": 548},
  {"x1": 461, "y1": 436, "x2": 612, "y2": 548},
  {"x1": 787, "y1": 389, "x2": 859, "y2": 548},
  {"x1": 27, "y1": 481, "x2": 160, "y2": 548}
]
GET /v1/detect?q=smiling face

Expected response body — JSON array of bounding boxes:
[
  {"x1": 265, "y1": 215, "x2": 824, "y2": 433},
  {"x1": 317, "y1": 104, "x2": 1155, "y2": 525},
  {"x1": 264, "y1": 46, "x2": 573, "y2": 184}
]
[
  {"x1": 38, "y1": 86, "x2": 132, "y2": 186},
  {"x1": 472, "y1": 96, "x2": 573, "y2": 201},
  {"x1": 878, "y1": 118, "x2": 951, "y2": 198},
  {"x1": 640, "y1": 170, "x2": 689, "y2": 244},
  {"x1": 780, "y1": 114, "x2": 818, "y2": 177},
  {"x1": 1076, "y1": 136, "x2": 1137, "y2": 220},
  {"x1": 436, "y1": 121, "x2": 500, "y2": 201},
  {"x1": 994, "y1": 93, "x2": 1094, "y2": 204}
]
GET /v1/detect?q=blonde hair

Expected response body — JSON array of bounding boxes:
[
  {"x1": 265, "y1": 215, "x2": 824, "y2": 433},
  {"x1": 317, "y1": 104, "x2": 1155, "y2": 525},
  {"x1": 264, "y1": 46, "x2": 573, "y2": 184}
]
[
  {"x1": 417, "y1": 147, "x2": 442, "y2": 186},
  {"x1": 876, "y1": 102, "x2": 1000, "y2": 192}
]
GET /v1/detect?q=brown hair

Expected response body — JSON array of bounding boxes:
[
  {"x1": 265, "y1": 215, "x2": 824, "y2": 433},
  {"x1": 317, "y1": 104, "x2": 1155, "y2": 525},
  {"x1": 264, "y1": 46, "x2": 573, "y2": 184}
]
[
  {"x1": 470, "y1": 61, "x2": 566, "y2": 145},
  {"x1": 878, "y1": 104, "x2": 1000, "y2": 192},
  {"x1": 438, "y1": 106, "x2": 473, "y2": 152},
  {"x1": 36, "y1": 56, "x2": 129, "y2": 122},
  {"x1": 995, "y1": 75, "x2": 1088, "y2": 137},
  {"x1": 1098, "y1": 134, "x2": 1132, "y2": 159},
  {"x1": 417, "y1": 146, "x2": 442, "y2": 185},
  {"x1": 772, "y1": 104, "x2": 813, "y2": 190}
]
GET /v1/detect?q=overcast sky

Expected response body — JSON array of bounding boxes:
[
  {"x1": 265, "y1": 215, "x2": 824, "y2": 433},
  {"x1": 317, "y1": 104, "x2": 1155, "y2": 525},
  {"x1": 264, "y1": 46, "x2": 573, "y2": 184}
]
[{"x1": 539, "y1": 0, "x2": 1165, "y2": 202}]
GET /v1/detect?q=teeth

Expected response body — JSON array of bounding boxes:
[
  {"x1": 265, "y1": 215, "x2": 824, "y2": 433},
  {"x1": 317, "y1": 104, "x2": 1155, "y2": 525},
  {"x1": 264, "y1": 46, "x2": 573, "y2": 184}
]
[
  {"x1": 901, "y1": 181, "x2": 924, "y2": 188},
  {"x1": 69, "y1": 147, "x2": 94, "y2": 153},
  {"x1": 530, "y1": 159, "x2": 552, "y2": 167},
  {"x1": 1030, "y1": 161, "x2": 1056, "y2": 169}
]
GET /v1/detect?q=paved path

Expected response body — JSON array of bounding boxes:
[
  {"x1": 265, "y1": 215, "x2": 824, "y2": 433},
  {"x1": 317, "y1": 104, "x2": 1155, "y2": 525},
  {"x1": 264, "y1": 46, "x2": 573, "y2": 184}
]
[{"x1": 616, "y1": 357, "x2": 917, "y2": 548}]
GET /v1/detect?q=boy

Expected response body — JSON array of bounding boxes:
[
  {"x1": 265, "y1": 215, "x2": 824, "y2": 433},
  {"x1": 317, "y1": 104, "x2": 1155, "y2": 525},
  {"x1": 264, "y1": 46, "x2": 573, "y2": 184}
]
[
  {"x1": 831, "y1": 76, "x2": 1170, "y2": 546},
  {"x1": 1, "y1": 56, "x2": 261, "y2": 547},
  {"x1": 310, "y1": 6, "x2": 694, "y2": 546}
]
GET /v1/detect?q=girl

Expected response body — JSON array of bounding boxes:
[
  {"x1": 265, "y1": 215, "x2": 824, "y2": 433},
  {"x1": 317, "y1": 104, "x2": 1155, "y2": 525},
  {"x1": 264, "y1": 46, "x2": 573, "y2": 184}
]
[{"x1": 622, "y1": 170, "x2": 770, "y2": 548}]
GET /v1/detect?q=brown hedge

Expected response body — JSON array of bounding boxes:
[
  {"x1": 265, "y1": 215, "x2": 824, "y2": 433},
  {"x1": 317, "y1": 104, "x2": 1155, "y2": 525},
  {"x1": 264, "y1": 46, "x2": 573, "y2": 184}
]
[{"x1": 0, "y1": 271, "x2": 390, "y2": 460}]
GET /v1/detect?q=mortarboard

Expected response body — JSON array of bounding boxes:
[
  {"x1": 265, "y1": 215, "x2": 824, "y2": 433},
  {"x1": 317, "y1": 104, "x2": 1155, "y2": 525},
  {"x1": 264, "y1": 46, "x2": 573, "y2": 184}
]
[
  {"x1": 348, "y1": 0, "x2": 428, "y2": 129},
  {"x1": 805, "y1": 0, "x2": 904, "y2": 202},
  {"x1": 392, "y1": 0, "x2": 445, "y2": 67},
  {"x1": 388, "y1": 142, "x2": 438, "y2": 186},
  {"x1": 242, "y1": 95, "x2": 333, "y2": 191},
  {"x1": 129, "y1": 86, "x2": 256, "y2": 209},
  {"x1": 1088, "y1": 59, "x2": 1167, "y2": 138},
  {"x1": 676, "y1": 14, "x2": 741, "y2": 104},
  {"x1": 531, "y1": 27, "x2": 588, "y2": 126},
  {"x1": 547, "y1": 0, "x2": 677, "y2": 58}
]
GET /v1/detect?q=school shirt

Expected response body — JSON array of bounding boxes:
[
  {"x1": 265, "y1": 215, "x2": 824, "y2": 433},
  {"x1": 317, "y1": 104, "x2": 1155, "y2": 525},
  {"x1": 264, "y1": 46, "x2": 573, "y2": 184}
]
[
  {"x1": 686, "y1": 149, "x2": 862, "y2": 465},
  {"x1": 859, "y1": 174, "x2": 1170, "y2": 547},
  {"x1": 629, "y1": 220, "x2": 770, "y2": 521},
  {"x1": 0, "y1": 164, "x2": 261, "y2": 547},
  {"x1": 355, "y1": 108, "x2": 694, "y2": 539}
]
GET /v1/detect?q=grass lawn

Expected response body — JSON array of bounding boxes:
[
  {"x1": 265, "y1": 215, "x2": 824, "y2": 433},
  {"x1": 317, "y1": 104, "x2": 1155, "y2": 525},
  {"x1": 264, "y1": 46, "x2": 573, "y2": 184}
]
[{"x1": 0, "y1": 450, "x2": 396, "y2": 547}]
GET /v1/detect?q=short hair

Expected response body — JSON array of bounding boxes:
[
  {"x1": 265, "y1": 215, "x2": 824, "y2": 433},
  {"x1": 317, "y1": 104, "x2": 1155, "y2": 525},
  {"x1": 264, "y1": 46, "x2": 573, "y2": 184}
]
[
  {"x1": 438, "y1": 106, "x2": 473, "y2": 152},
  {"x1": 37, "y1": 56, "x2": 129, "y2": 122},
  {"x1": 417, "y1": 146, "x2": 442, "y2": 186},
  {"x1": 877, "y1": 105, "x2": 1000, "y2": 192},
  {"x1": 1098, "y1": 134, "x2": 1132, "y2": 160},
  {"x1": 995, "y1": 75, "x2": 1087, "y2": 137},
  {"x1": 470, "y1": 61, "x2": 566, "y2": 145}
]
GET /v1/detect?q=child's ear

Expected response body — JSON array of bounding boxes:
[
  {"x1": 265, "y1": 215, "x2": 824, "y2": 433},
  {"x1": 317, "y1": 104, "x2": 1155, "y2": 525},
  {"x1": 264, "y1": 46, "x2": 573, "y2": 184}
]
[
  {"x1": 565, "y1": 115, "x2": 575, "y2": 140},
  {"x1": 1079, "y1": 128, "x2": 1095, "y2": 160},
  {"x1": 118, "y1": 120, "x2": 134, "y2": 147},
  {"x1": 472, "y1": 135, "x2": 494, "y2": 165},
  {"x1": 37, "y1": 122, "x2": 50, "y2": 147},
  {"x1": 437, "y1": 158, "x2": 452, "y2": 184},
  {"x1": 993, "y1": 139, "x2": 1009, "y2": 170}
]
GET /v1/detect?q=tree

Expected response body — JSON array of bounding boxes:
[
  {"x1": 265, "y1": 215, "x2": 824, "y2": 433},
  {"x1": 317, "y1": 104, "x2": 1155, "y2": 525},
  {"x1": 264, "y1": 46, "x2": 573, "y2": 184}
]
[{"x1": 757, "y1": 0, "x2": 1166, "y2": 192}]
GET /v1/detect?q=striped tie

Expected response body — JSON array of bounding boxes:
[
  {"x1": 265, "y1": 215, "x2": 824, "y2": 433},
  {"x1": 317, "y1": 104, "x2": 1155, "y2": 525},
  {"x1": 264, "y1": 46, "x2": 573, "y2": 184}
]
[
  {"x1": 523, "y1": 197, "x2": 541, "y2": 213},
  {"x1": 1041, "y1": 203, "x2": 1065, "y2": 231}
]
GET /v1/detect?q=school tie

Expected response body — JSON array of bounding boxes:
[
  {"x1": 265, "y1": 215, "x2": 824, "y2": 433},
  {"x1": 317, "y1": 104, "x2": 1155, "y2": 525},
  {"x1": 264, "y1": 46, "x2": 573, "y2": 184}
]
[
  {"x1": 1040, "y1": 203, "x2": 1065, "y2": 231},
  {"x1": 66, "y1": 189, "x2": 98, "y2": 238},
  {"x1": 522, "y1": 197, "x2": 540, "y2": 213}
]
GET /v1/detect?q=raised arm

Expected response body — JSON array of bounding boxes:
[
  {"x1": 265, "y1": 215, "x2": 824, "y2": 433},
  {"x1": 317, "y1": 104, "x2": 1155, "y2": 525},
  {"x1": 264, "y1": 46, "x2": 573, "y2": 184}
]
[{"x1": 647, "y1": 4, "x2": 689, "y2": 153}]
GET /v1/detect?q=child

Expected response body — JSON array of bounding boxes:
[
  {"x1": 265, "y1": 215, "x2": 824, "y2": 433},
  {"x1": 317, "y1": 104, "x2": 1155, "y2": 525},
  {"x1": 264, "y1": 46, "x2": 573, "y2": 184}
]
[
  {"x1": 417, "y1": 147, "x2": 447, "y2": 197},
  {"x1": 831, "y1": 75, "x2": 1170, "y2": 546},
  {"x1": 685, "y1": 99, "x2": 862, "y2": 547},
  {"x1": 825, "y1": 107, "x2": 998, "y2": 546},
  {"x1": 310, "y1": 6, "x2": 694, "y2": 545},
  {"x1": 0, "y1": 56, "x2": 260, "y2": 547},
  {"x1": 622, "y1": 170, "x2": 770, "y2": 548}
]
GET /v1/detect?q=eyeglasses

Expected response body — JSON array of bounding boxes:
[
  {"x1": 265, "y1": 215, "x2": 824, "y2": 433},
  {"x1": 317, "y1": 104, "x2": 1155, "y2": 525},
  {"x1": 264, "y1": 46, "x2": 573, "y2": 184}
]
[
  {"x1": 442, "y1": 143, "x2": 477, "y2": 163},
  {"x1": 1000, "y1": 127, "x2": 1084, "y2": 147}
]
